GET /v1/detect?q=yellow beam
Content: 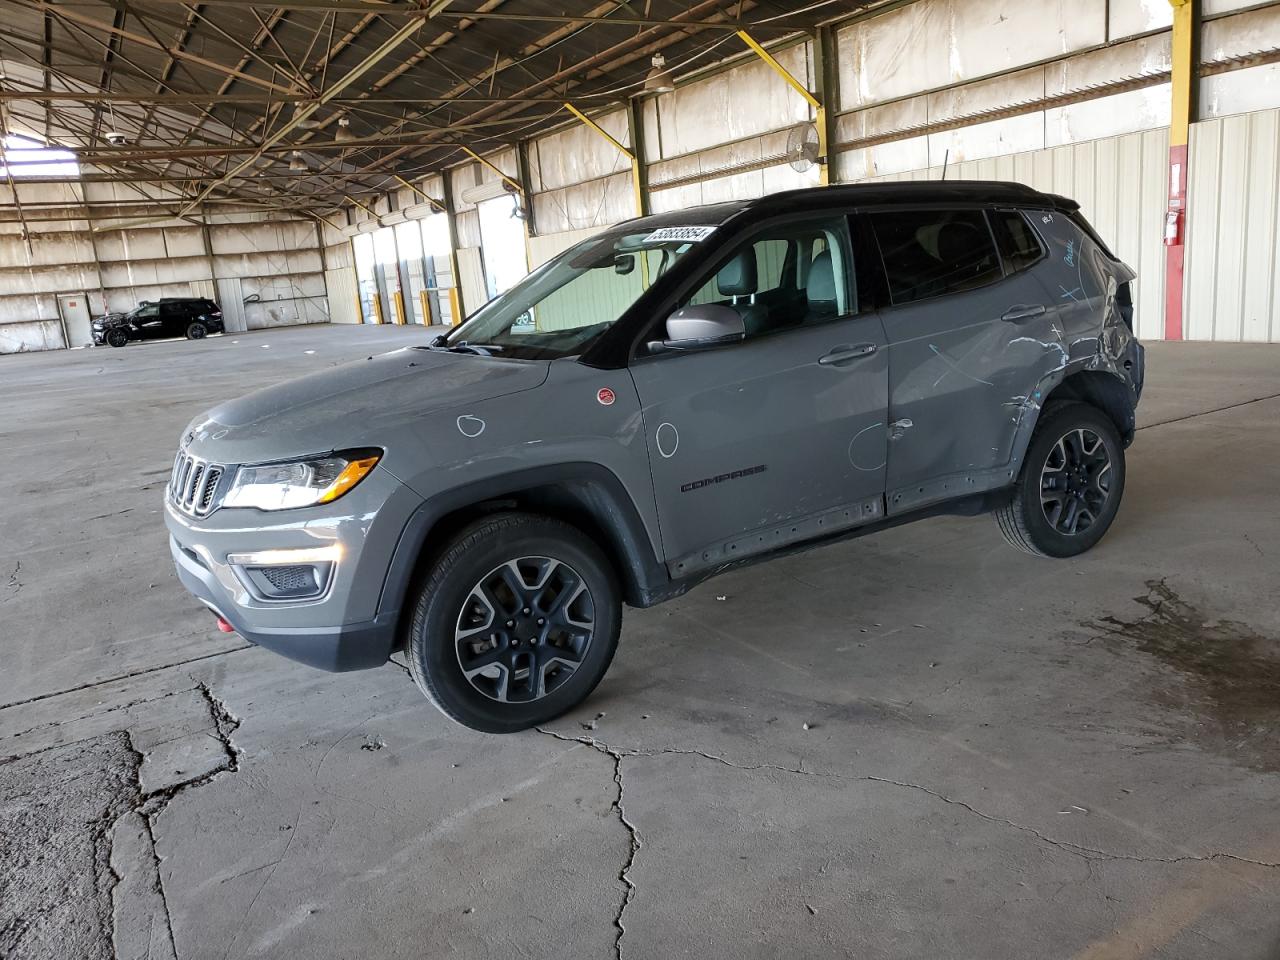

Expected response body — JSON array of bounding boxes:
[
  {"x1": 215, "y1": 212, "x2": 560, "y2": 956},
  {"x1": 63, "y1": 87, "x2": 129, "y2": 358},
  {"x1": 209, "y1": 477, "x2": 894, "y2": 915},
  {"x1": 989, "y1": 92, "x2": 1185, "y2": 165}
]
[
  {"x1": 345, "y1": 194, "x2": 378, "y2": 219},
  {"x1": 563, "y1": 102, "x2": 645, "y2": 215},
  {"x1": 448, "y1": 287, "x2": 462, "y2": 326},
  {"x1": 420, "y1": 288, "x2": 432, "y2": 325},
  {"x1": 736, "y1": 31, "x2": 820, "y2": 109},
  {"x1": 1169, "y1": 0, "x2": 1196, "y2": 148},
  {"x1": 458, "y1": 146, "x2": 523, "y2": 194},
  {"x1": 738, "y1": 30, "x2": 827, "y2": 184},
  {"x1": 393, "y1": 290, "x2": 406, "y2": 324},
  {"x1": 563, "y1": 103, "x2": 634, "y2": 159}
]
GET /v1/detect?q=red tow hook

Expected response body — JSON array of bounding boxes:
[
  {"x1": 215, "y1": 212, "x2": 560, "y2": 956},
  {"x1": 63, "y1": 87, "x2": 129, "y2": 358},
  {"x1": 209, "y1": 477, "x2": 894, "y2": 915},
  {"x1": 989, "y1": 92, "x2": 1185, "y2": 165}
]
[{"x1": 214, "y1": 616, "x2": 236, "y2": 634}]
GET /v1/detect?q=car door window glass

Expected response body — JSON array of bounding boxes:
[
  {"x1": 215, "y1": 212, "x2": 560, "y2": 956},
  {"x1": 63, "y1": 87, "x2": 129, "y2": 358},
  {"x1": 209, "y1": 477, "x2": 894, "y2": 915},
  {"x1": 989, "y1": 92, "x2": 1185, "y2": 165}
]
[
  {"x1": 990, "y1": 209, "x2": 1045, "y2": 274},
  {"x1": 871, "y1": 209, "x2": 1002, "y2": 305},
  {"x1": 679, "y1": 218, "x2": 853, "y2": 338}
]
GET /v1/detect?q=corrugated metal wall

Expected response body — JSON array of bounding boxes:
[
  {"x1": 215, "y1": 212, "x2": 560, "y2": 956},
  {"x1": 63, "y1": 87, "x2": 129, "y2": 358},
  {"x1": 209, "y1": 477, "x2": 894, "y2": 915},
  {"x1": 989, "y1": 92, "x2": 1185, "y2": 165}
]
[
  {"x1": 1185, "y1": 108, "x2": 1280, "y2": 341},
  {"x1": 856, "y1": 127, "x2": 1170, "y2": 341}
]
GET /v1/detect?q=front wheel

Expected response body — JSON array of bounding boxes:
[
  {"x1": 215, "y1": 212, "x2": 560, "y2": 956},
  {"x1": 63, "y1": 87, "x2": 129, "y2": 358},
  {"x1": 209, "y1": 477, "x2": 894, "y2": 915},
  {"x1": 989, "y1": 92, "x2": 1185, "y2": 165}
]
[
  {"x1": 406, "y1": 513, "x2": 622, "y2": 733},
  {"x1": 995, "y1": 401, "x2": 1126, "y2": 558},
  {"x1": 186, "y1": 321, "x2": 208, "y2": 340},
  {"x1": 105, "y1": 328, "x2": 129, "y2": 348}
]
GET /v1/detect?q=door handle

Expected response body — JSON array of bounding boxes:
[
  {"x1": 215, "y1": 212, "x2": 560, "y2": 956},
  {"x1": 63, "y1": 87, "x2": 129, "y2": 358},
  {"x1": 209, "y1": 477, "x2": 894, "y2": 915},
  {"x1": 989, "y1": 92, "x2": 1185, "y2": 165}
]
[
  {"x1": 1001, "y1": 304, "x2": 1047, "y2": 323},
  {"x1": 818, "y1": 342, "x2": 878, "y2": 366}
]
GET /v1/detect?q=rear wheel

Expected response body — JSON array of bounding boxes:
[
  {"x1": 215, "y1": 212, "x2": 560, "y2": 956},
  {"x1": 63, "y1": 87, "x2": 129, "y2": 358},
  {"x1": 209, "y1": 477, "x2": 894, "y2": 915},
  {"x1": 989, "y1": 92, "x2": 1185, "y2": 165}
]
[
  {"x1": 105, "y1": 328, "x2": 129, "y2": 348},
  {"x1": 406, "y1": 513, "x2": 622, "y2": 733},
  {"x1": 186, "y1": 321, "x2": 208, "y2": 340},
  {"x1": 995, "y1": 401, "x2": 1125, "y2": 558}
]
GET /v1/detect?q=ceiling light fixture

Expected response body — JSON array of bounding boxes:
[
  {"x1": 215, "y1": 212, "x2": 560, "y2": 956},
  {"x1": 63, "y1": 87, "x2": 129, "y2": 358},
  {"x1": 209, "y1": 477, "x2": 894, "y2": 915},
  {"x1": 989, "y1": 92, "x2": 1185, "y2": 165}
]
[
  {"x1": 293, "y1": 103, "x2": 322, "y2": 130},
  {"x1": 643, "y1": 53, "x2": 674, "y2": 95},
  {"x1": 334, "y1": 117, "x2": 355, "y2": 143},
  {"x1": 289, "y1": 151, "x2": 308, "y2": 172}
]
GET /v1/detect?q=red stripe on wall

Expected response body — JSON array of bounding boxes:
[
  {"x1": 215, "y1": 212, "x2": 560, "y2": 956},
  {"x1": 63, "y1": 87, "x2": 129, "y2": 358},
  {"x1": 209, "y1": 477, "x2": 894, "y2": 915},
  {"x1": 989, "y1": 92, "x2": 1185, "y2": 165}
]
[{"x1": 1164, "y1": 143, "x2": 1189, "y2": 341}]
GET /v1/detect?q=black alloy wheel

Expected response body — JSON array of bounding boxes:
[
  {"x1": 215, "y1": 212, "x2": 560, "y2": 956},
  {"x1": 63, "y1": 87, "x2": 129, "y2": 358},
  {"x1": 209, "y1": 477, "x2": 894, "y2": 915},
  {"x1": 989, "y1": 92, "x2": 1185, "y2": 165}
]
[
  {"x1": 1039, "y1": 427, "x2": 1113, "y2": 535},
  {"x1": 455, "y1": 557, "x2": 596, "y2": 704},
  {"x1": 994, "y1": 401, "x2": 1126, "y2": 558},
  {"x1": 406, "y1": 513, "x2": 622, "y2": 733}
]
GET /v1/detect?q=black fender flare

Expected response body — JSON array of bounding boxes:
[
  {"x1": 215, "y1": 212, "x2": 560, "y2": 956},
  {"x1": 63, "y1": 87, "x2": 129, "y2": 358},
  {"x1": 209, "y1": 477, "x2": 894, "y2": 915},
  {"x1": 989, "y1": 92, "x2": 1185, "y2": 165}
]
[{"x1": 375, "y1": 463, "x2": 672, "y2": 640}]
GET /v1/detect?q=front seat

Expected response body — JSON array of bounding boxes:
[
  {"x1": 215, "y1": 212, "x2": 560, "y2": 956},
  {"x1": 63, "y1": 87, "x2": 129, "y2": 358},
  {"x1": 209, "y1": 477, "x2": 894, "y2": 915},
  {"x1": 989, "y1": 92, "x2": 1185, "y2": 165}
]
[
  {"x1": 804, "y1": 250, "x2": 838, "y2": 324},
  {"x1": 716, "y1": 250, "x2": 770, "y2": 335}
]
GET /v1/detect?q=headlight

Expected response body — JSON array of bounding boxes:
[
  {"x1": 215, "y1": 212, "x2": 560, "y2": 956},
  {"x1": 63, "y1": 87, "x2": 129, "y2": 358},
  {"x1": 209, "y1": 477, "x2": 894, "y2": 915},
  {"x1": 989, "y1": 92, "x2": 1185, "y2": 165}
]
[{"x1": 221, "y1": 450, "x2": 380, "y2": 511}]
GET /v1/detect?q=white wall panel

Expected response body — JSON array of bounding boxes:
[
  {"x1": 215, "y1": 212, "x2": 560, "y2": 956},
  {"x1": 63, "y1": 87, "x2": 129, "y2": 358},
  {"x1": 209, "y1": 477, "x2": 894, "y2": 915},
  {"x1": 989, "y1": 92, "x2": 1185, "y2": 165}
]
[
  {"x1": 1185, "y1": 109, "x2": 1280, "y2": 342},
  {"x1": 844, "y1": 127, "x2": 1169, "y2": 340},
  {"x1": 325, "y1": 267, "x2": 360, "y2": 324},
  {"x1": 837, "y1": 0, "x2": 1108, "y2": 111},
  {"x1": 527, "y1": 227, "x2": 609, "y2": 269}
]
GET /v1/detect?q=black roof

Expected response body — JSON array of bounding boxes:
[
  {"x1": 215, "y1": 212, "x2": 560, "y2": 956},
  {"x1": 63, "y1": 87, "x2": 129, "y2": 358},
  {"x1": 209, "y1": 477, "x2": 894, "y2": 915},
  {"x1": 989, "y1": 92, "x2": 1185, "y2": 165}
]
[{"x1": 626, "y1": 180, "x2": 1078, "y2": 234}]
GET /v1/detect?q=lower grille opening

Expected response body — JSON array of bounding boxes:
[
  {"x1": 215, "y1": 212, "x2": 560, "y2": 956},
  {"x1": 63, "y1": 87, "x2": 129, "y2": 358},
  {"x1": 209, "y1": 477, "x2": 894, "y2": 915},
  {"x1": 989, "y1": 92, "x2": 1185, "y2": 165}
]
[{"x1": 242, "y1": 563, "x2": 329, "y2": 600}]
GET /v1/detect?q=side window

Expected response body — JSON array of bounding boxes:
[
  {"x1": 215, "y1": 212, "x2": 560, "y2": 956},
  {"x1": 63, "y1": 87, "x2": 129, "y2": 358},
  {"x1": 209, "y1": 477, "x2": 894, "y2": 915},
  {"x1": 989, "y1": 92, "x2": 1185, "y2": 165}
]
[
  {"x1": 990, "y1": 209, "x2": 1045, "y2": 274},
  {"x1": 870, "y1": 208, "x2": 1002, "y2": 306},
  {"x1": 678, "y1": 217, "x2": 854, "y2": 339}
]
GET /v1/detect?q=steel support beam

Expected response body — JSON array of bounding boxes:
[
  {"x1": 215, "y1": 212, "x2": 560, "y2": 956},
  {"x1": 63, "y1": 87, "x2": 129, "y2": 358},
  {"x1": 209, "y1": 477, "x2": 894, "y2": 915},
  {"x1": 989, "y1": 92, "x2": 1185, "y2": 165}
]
[
  {"x1": 563, "y1": 101, "x2": 645, "y2": 216},
  {"x1": 737, "y1": 30, "x2": 828, "y2": 185}
]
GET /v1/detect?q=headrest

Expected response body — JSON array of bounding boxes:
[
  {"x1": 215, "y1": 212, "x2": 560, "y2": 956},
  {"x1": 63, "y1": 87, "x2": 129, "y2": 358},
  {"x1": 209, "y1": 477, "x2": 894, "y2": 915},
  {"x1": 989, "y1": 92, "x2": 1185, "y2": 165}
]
[
  {"x1": 716, "y1": 249, "x2": 758, "y2": 297},
  {"x1": 806, "y1": 250, "x2": 836, "y2": 303},
  {"x1": 935, "y1": 221, "x2": 984, "y2": 266}
]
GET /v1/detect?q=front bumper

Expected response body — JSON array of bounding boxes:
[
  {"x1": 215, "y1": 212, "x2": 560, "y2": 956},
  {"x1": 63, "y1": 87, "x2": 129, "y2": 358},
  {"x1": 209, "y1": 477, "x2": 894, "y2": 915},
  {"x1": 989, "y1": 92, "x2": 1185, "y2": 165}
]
[{"x1": 164, "y1": 466, "x2": 424, "y2": 672}]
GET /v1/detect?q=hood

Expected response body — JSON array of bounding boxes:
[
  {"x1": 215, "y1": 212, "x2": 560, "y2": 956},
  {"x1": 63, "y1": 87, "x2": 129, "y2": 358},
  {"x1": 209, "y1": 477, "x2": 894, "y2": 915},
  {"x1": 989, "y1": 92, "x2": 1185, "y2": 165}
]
[{"x1": 184, "y1": 347, "x2": 549, "y2": 464}]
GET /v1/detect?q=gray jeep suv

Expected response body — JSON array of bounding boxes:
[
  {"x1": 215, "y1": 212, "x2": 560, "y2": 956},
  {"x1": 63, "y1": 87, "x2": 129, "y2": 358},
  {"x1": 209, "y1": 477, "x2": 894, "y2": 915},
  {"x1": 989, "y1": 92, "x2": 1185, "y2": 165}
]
[{"x1": 166, "y1": 182, "x2": 1144, "y2": 732}]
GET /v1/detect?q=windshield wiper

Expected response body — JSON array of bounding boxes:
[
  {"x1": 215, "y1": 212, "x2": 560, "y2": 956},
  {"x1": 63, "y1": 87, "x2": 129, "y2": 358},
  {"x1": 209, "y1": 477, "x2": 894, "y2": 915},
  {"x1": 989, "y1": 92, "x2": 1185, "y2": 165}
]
[{"x1": 438, "y1": 339, "x2": 505, "y2": 355}]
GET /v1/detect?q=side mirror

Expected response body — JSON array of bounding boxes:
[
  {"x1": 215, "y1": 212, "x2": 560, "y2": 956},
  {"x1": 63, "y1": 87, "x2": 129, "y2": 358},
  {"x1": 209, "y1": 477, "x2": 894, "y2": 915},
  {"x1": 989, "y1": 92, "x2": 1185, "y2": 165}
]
[{"x1": 662, "y1": 304, "x2": 745, "y2": 347}]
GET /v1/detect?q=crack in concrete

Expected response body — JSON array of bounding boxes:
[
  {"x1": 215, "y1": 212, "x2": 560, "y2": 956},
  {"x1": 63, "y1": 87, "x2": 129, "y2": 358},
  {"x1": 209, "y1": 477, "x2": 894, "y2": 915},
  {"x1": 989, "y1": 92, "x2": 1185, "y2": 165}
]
[
  {"x1": 2, "y1": 687, "x2": 196, "y2": 744},
  {"x1": 0, "y1": 647, "x2": 251, "y2": 713},
  {"x1": 537, "y1": 728, "x2": 1280, "y2": 888},
  {"x1": 1137, "y1": 390, "x2": 1280, "y2": 431},
  {"x1": 536, "y1": 729, "x2": 641, "y2": 960},
  {"x1": 108, "y1": 678, "x2": 243, "y2": 960},
  {"x1": 3, "y1": 560, "x2": 20, "y2": 602}
]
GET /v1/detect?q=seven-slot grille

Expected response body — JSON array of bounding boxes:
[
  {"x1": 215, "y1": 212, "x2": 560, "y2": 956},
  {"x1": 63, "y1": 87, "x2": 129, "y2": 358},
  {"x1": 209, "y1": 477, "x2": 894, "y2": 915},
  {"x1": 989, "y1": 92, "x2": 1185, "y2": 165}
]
[{"x1": 170, "y1": 449, "x2": 224, "y2": 517}]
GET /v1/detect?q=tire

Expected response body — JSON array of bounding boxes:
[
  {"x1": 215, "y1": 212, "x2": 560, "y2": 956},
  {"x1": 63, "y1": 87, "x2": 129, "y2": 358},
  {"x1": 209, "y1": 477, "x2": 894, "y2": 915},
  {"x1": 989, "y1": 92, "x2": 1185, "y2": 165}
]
[
  {"x1": 105, "y1": 328, "x2": 129, "y2": 348},
  {"x1": 406, "y1": 513, "x2": 622, "y2": 733},
  {"x1": 995, "y1": 401, "x2": 1126, "y2": 558},
  {"x1": 186, "y1": 321, "x2": 208, "y2": 340}
]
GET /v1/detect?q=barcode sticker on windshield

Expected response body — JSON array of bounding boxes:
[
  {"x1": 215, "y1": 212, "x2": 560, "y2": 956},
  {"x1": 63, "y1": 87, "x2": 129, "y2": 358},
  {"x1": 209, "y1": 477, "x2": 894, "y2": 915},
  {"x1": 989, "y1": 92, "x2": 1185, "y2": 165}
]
[{"x1": 644, "y1": 225, "x2": 716, "y2": 243}]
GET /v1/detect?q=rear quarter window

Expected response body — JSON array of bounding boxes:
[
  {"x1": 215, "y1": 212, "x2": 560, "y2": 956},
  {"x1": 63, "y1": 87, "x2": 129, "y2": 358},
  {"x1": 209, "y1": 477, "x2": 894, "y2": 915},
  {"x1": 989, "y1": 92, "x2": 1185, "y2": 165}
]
[
  {"x1": 990, "y1": 209, "x2": 1046, "y2": 273},
  {"x1": 870, "y1": 208, "x2": 1002, "y2": 306}
]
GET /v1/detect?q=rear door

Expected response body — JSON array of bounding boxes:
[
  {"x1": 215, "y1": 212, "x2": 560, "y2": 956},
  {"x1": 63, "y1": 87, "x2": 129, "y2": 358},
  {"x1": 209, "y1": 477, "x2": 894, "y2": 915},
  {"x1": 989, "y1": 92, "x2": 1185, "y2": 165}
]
[
  {"x1": 868, "y1": 206, "x2": 1051, "y2": 514},
  {"x1": 629, "y1": 214, "x2": 889, "y2": 576},
  {"x1": 160, "y1": 302, "x2": 187, "y2": 337}
]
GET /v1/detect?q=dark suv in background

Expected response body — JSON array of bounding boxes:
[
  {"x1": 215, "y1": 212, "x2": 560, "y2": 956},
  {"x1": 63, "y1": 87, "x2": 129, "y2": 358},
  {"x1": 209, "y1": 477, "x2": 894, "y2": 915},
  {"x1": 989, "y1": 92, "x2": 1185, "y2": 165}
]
[{"x1": 94, "y1": 297, "x2": 223, "y2": 347}]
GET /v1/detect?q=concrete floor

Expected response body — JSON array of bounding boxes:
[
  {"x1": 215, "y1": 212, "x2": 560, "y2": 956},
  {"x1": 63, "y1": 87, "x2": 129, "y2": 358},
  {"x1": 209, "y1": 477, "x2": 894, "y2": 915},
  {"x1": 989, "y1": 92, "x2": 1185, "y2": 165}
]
[{"x1": 2, "y1": 325, "x2": 1279, "y2": 960}]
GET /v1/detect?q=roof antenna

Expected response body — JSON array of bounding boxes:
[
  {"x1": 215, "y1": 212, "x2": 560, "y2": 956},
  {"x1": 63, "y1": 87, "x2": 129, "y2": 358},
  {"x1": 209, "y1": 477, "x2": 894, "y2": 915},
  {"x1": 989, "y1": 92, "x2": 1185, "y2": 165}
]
[{"x1": 940, "y1": 148, "x2": 950, "y2": 181}]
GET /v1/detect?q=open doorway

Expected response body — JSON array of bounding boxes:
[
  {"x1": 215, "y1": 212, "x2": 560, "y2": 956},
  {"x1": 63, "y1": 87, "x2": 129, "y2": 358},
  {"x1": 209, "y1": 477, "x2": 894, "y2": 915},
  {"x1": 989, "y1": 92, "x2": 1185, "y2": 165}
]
[{"x1": 477, "y1": 194, "x2": 528, "y2": 300}]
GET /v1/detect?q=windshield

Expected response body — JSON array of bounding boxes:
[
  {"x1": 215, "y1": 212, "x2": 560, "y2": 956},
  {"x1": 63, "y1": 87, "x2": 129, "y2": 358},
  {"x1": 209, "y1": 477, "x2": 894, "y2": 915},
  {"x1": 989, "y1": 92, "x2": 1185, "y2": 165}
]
[{"x1": 443, "y1": 227, "x2": 711, "y2": 360}]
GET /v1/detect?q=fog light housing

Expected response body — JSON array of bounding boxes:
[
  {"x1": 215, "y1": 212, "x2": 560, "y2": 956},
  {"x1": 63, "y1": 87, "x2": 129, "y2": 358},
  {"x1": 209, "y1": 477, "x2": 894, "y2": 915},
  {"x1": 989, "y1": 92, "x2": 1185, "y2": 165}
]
[{"x1": 228, "y1": 545, "x2": 339, "y2": 601}]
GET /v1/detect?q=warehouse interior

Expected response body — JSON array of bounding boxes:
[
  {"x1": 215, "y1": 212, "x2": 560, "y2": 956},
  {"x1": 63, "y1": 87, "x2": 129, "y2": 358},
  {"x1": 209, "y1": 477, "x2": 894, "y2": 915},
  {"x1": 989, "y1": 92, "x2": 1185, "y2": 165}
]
[{"x1": 3, "y1": 1, "x2": 1280, "y2": 958}]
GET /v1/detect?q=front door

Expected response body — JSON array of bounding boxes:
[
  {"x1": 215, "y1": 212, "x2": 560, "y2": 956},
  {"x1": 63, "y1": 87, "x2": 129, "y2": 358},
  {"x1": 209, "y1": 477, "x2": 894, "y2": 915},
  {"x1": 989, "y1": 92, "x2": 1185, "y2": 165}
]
[
  {"x1": 868, "y1": 207, "x2": 1049, "y2": 514},
  {"x1": 629, "y1": 215, "x2": 889, "y2": 576}
]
